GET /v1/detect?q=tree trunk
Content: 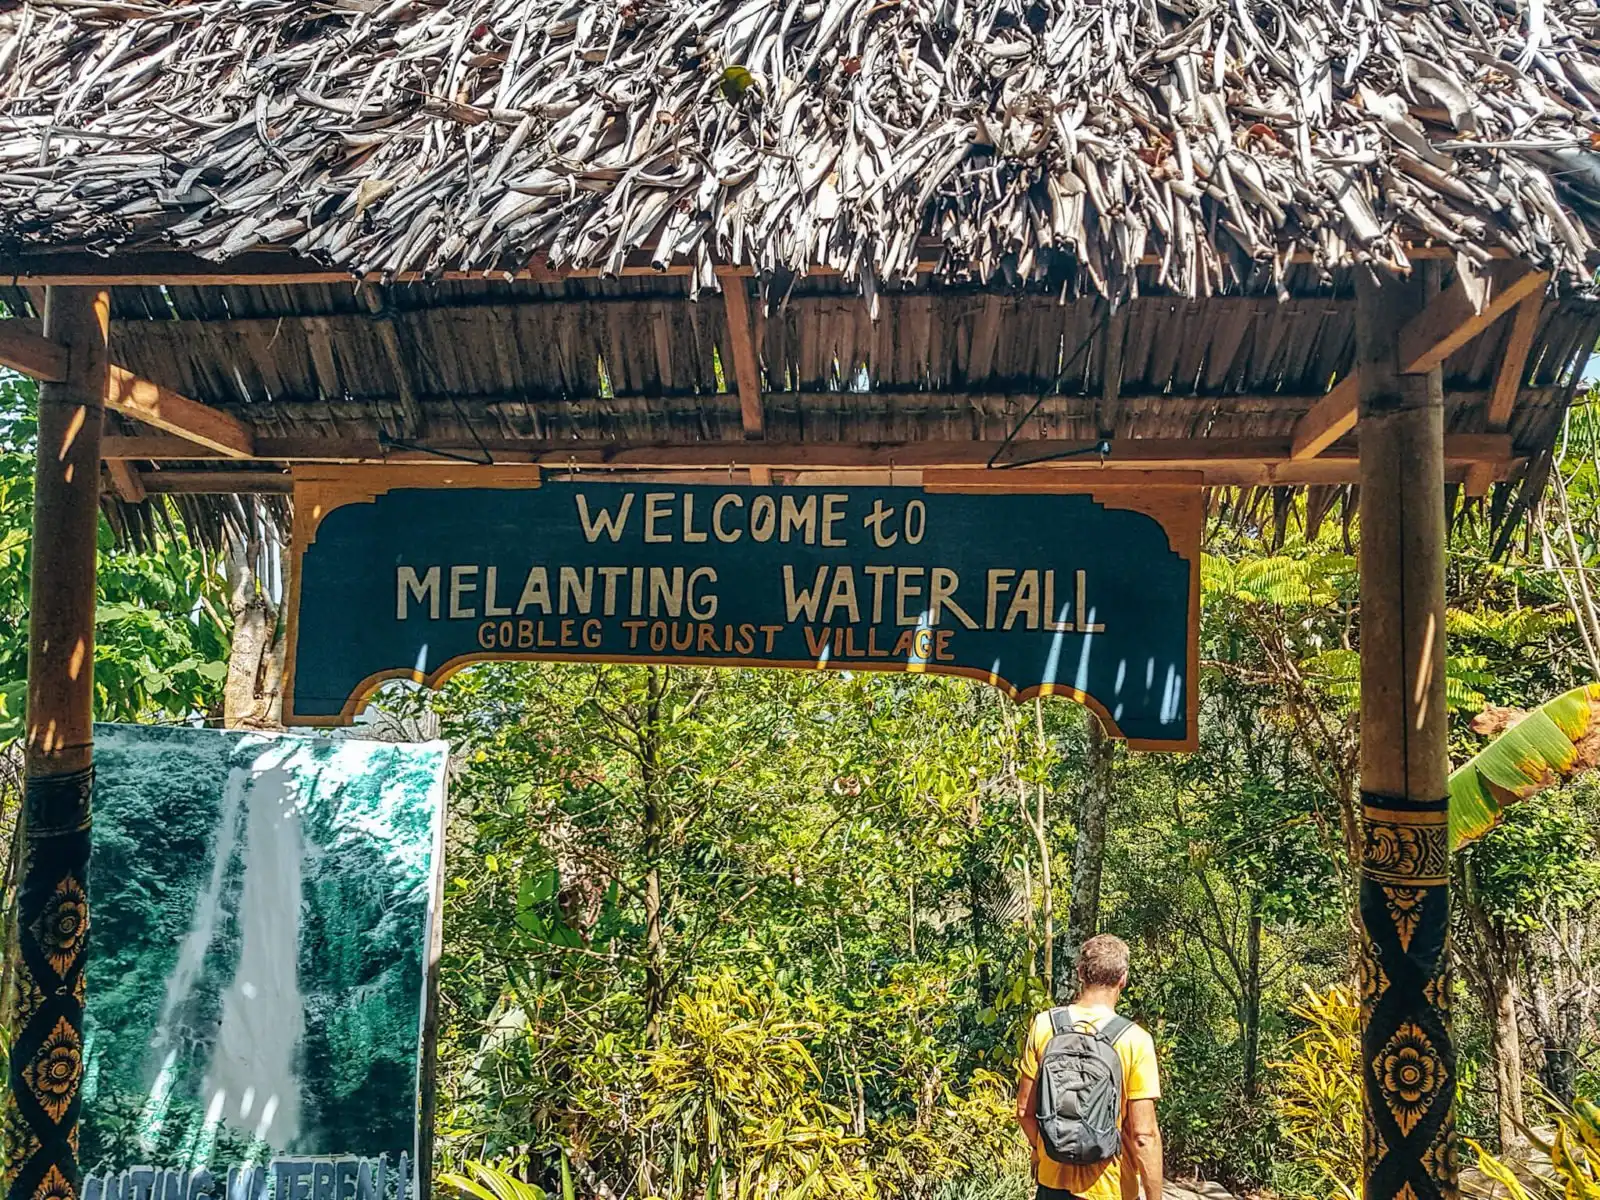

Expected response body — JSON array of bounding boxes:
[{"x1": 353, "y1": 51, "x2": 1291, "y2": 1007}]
[
  {"x1": 641, "y1": 667, "x2": 667, "y2": 1049},
  {"x1": 1242, "y1": 900, "x2": 1263, "y2": 1101},
  {"x1": 967, "y1": 792, "x2": 993, "y2": 1005},
  {"x1": 223, "y1": 532, "x2": 287, "y2": 729},
  {"x1": 1063, "y1": 707, "x2": 1114, "y2": 990},
  {"x1": 1462, "y1": 876, "x2": 1525, "y2": 1152},
  {"x1": 1490, "y1": 970, "x2": 1526, "y2": 1147},
  {"x1": 1036, "y1": 782, "x2": 1054, "y2": 994}
]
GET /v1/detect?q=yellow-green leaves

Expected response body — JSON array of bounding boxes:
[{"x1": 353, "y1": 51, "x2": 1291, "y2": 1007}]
[
  {"x1": 1272, "y1": 985, "x2": 1362, "y2": 1200},
  {"x1": 1200, "y1": 552, "x2": 1354, "y2": 608},
  {"x1": 440, "y1": 1162, "x2": 547, "y2": 1200},
  {"x1": 1468, "y1": 1094, "x2": 1600, "y2": 1200},
  {"x1": 1449, "y1": 685, "x2": 1600, "y2": 849}
]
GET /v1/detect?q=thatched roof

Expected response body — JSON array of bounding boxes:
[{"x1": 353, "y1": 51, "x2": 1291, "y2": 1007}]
[{"x1": 3, "y1": 0, "x2": 1600, "y2": 293}]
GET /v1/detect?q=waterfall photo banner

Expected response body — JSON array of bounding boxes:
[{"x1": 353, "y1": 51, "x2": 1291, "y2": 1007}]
[{"x1": 80, "y1": 725, "x2": 448, "y2": 1196}]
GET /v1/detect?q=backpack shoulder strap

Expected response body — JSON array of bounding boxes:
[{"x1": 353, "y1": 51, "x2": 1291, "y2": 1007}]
[
  {"x1": 1048, "y1": 1006, "x2": 1075, "y2": 1036},
  {"x1": 1098, "y1": 1014, "x2": 1134, "y2": 1046}
]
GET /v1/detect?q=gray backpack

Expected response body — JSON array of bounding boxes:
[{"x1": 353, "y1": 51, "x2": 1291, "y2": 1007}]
[{"x1": 1034, "y1": 1008, "x2": 1133, "y2": 1166}]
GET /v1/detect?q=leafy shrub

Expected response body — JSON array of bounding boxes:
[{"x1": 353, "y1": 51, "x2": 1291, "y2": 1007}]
[
  {"x1": 641, "y1": 971, "x2": 875, "y2": 1200},
  {"x1": 1273, "y1": 985, "x2": 1362, "y2": 1200}
]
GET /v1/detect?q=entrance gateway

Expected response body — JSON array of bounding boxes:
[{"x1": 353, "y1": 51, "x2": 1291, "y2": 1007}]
[{"x1": 4, "y1": 3, "x2": 1600, "y2": 1199}]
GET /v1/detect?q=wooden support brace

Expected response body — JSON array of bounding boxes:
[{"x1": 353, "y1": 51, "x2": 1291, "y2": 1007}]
[
  {"x1": 1398, "y1": 261, "x2": 1549, "y2": 376},
  {"x1": 1487, "y1": 294, "x2": 1543, "y2": 430},
  {"x1": 718, "y1": 271, "x2": 765, "y2": 439},
  {"x1": 1292, "y1": 261, "x2": 1550, "y2": 462},
  {"x1": 105, "y1": 365, "x2": 255, "y2": 458},
  {"x1": 104, "y1": 458, "x2": 147, "y2": 503},
  {"x1": 1291, "y1": 375, "x2": 1362, "y2": 460},
  {"x1": 1, "y1": 320, "x2": 254, "y2": 458}
]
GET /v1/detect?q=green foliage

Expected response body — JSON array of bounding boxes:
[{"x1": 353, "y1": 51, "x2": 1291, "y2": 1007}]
[
  {"x1": 641, "y1": 971, "x2": 868, "y2": 1200},
  {"x1": 0, "y1": 379, "x2": 229, "y2": 734},
  {"x1": 1468, "y1": 1095, "x2": 1600, "y2": 1200},
  {"x1": 1449, "y1": 685, "x2": 1600, "y2": 849},
  {"x1": 440, "y1": 1162, "x2": 548, "y2": 1200},
  {"x1": 1272, "y1": 986, "x2": 1363, "y2": 1200}
]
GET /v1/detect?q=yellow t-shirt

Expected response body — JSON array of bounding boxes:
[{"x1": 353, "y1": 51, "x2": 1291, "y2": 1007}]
[{"x1": 1018, "y1": 1004, "x2": 1161, "y2": 1200}]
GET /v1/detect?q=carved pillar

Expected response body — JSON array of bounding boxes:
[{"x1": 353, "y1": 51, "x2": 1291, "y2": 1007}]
[
  {"x1": 5, "y1": 288, "x2": 108, "y2": 1200},
  {"x1": 1357, "y1": 271, "x2": 1458, "y2": 1200}
]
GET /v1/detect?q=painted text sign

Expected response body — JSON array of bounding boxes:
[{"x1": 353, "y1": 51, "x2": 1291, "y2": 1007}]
[{"x1": 286, "y1": 474, "x2": 1200, "y2": 748}]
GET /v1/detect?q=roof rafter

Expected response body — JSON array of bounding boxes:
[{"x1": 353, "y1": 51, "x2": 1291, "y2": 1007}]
[
  {"x1": 717, "y1": 271, "x2": 766, "y2": 439},
  {"x1": 1397, "y1": 261, "x2": 1550, "y2": 376}
]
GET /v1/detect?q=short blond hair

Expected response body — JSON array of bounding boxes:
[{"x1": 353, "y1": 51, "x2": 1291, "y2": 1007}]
[{"x1": 1077, "y1": 934, "x2": 1130, "y2": 988}]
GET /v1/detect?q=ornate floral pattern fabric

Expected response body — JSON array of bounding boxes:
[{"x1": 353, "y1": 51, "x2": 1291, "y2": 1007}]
[
  {"x1": 1361, "y1": 792, "x2": 1458, "y2": 1200},
  {"x1": 6, "y1": 766, "x2": 92, "y2": 1200}
]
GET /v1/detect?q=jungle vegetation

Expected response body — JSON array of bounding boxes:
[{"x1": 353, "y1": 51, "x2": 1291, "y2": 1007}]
[{"x1": 3, "y1": 372, "x2": 1600, "y2": 1200}]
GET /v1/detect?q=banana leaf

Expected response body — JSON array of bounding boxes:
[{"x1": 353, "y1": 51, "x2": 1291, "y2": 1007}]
[{"x1": 1449, "y1": 684, "x2": 1600, "y2": 849}]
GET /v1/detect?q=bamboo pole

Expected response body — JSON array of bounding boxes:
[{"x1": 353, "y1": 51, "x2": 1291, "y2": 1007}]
[
  {"x1": 8, "y1": 288, "x2": 109, "y2": 1200},
  {"x1": 1356, "y1": 270, "x2": 1458, "y2": 1200}
]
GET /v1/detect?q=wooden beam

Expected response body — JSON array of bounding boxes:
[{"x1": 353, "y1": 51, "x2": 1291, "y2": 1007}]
[
  {"x1": 1464, "y1": 461, "x2": 1495, "y2": 498},
  {"x1": 105, "y1": 365, "x2": 254, "y2": 458},
  {"x1": 0, "y1": 321, "x2": 68, "y2": 381},
  {"x1": 0, "y1": 242, "x2": 1498, "y2": 287},
  {"x1": 100, "y1": 432, "x2": 1515, "y2": 492},
  {"x1": 140, "y1": 470, "x2": 291, "y2": 494},
  {"x1": 1292, "y1": 264, "x2": 1550, "y2": 461},
  {"x1": 104, "y1": 458, "x2": 147, "y2": 503},
  {"x1": 1, "y1": 319, "x2": 255, "y2": 460},
  {"x1": 1488, "y1": 295, "x2": 1544, "y2": 430},
  {"x1": 1398, "y1": 261, "x2": 1549, "y2": 376},
  {"x1": 1290, "y1": 374, "x2": 1362, "y2": 460},
  {"x1": 718, "y1": 272, "x2": 765, "y2": 438},
  {"x1": 1097, "y1": 307, "x2": 1128, "y2": 437}
]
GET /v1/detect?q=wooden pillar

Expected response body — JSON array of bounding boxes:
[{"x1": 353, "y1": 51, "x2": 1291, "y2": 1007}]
[
  {"x1": 1356, "y1": 270, "x2": 1458, "y2": 1200},
  {"x1": 6, "y1": 288, "x2": 109, "y2": 1200}
]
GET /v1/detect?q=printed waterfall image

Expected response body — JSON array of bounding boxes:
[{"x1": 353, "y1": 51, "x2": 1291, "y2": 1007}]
[{"x1": 80, "y1": 725, "x2": 448, "y2": 1172}]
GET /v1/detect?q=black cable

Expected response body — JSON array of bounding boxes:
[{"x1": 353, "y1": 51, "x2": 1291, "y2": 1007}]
[
  {"x1": 377, "y1": 429, "x2": 495, "y2": 466},
  {"x1": 986, "y1": 304, "x2": 1113, "y2": 469}
]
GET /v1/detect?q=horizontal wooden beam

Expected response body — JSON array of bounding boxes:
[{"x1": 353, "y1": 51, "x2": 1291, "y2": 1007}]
[
  {"x1": 106, "y1": 365, "x2": 255, "y2": 458},
  {"x1": 0, "y1": 243, "x2": 1496, "y2": 289},
  {"x1": 140, "y1": 470, "x2": 291, "y2": 494},
  {"x1": 0, "y1": 322, "x2": 68, "y2": 381},
  {"x1": 100, "y1": 432, "x2": 1517, "y2": 490}
]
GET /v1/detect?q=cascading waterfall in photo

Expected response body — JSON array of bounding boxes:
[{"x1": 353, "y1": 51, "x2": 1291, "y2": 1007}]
[
  {"x1": 141, "y1": 751, "x2": 308, "y2": 1154},
  {"x1": 205, "y1": 757, "x2": 307, "y2": 1150}
]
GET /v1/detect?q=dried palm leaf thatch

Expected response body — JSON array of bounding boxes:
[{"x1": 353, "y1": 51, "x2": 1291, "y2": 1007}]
[{"x1": 1, "y1": 0, "x2": 1600, "y2": 296}]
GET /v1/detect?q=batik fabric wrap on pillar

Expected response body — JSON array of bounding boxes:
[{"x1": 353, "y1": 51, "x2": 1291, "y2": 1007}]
[
  {"x1": 1361, "y1": 792, "x2": 1457, "y2": 1200},
  {"x1": 4, "y1": 768, "x2": 92, "y2": 1200}
]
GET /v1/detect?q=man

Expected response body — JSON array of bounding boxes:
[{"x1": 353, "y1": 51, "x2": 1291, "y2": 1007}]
[{"x1": 1017, "y1": 934, "x2": 1163, "y2": 1200}]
